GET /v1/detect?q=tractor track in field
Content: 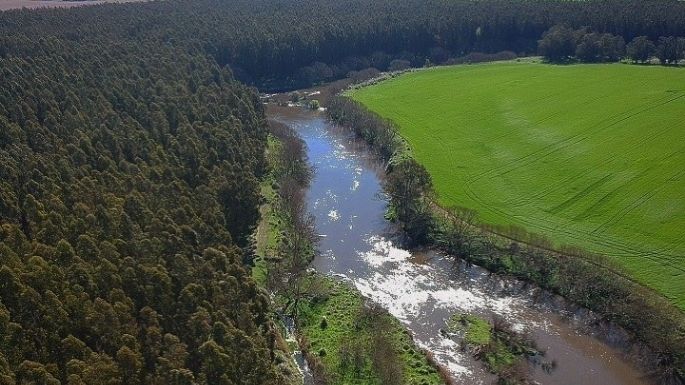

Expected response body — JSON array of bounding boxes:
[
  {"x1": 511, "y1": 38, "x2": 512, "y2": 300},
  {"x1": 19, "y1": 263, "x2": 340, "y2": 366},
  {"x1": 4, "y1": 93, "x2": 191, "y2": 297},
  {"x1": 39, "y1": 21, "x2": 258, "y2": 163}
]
[
  {"x1": 459, "y1": 185, "x2": 685, "y2": 285},
  {"x1": 463, "y1": 175, "x2": 684, "y2": 267},
  {"x1": 430, "y1": 200, "x2": 659, "y2": 292},
  {"x1": 456, "y1": 92, "x2": 685, "y2": 264},
  {"x1": 461, "y1": 160, "x2": 685, "y2": 267},
  {"x1": 464, "y1": 92, "x2": 681, "y2": 187},
  {"x1": 433, "y1": 196, "x2": 685, "y2": 310},
  {"x1": 492, "y1": 96, "x2": 685, "y2": 212}
]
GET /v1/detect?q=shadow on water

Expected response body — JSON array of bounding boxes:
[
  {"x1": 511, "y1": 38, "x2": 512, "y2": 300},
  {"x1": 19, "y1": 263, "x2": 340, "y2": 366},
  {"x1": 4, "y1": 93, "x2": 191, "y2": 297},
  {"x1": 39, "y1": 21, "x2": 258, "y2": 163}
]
[{"x1": 267, "y1": 104, "x2": 656, "y2": 385}]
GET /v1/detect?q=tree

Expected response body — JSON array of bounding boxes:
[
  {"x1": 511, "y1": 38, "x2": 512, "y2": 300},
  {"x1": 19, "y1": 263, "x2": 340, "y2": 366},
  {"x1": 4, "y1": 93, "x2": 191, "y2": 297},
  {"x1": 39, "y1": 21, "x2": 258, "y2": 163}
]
[
  {"x1": 656, "y1": 36, "x2": 685, "y2": 64},
  {"x1": 16, "y1": 361, "x2": 61, "y2": 385},
  {"x1": 440, "y1": 208, "x2": 478, "y2": 259},
  {"x1": 198, "y1": 341, "x2": 232, "y2": 385},
  {"x1": 598, "y1": 33, "x2": 625, "y2": 62},
  {"x1": 388, "y1": 59, "x2": 411, "y2": 72},
  {"x1": 575, "y1": 32, "x2": 603, "y2": 62},
  {"x1": 116, "y1": 346, "x2": 142, "y2": 385},
  {"x1": 269, "y1": 177, "x2": 321, "y2": 319},
  {"x1": 0, "y1": 354, "x2": 15, "y2": 385},
  {"x1": 627, "y1": 36, "x2": 656, "y2": 63},
  {"x1": 538, "y1": 25, "x2": 578, "y2": 62},
  {"x1": 385, "y1": 158, "x2": 433, "y2": 245}
]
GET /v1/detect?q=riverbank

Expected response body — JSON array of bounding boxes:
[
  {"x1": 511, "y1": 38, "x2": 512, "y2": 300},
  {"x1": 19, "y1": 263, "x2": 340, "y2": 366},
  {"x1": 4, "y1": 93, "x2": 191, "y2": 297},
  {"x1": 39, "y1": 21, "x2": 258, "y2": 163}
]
[
  {"x1": 251, "y1": 134, "x2": 307, "y2": 385},
  {"x1": 349, "y1": 62, "x2": 685, "y2": 310},
  {"x1": 253, "y1": 115, "x2": 447, "y2": 385},
  {"x1": 325, "y1": 90, "x2": 684, "y2": 382},
  {"x1": 298, "y1": 277, "x2": 449, "y2": 385},
  {"x1": 268, "y1": 104, "x2": 660, "y2": 385}
]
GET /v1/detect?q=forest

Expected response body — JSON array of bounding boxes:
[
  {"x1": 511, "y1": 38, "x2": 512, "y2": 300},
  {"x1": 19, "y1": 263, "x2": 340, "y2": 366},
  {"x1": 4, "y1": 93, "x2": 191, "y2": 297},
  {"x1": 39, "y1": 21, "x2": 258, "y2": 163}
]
[
  {"x1": 2, "y1": 0, "x2": 685, "y2": 90},
  {"x1": 0, "y1": 18, "x2": 280, "y2": 385},
  {"x1": 1, "y1": 0, "x2": 685, "y2": 384}
]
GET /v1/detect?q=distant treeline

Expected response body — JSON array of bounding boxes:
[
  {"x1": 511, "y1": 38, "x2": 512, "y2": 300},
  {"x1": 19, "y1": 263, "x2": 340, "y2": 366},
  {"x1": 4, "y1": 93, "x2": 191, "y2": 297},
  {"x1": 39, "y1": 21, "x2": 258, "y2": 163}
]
[
  {"x1": 328, "y1": 96, "x2": 685, "y2": 384},
  {"x1": 539, "y1": 24, "x2": 685, "y2": 63},
  {"x1": 2, "y1": 0, "x2": 685, "y2": 90}
]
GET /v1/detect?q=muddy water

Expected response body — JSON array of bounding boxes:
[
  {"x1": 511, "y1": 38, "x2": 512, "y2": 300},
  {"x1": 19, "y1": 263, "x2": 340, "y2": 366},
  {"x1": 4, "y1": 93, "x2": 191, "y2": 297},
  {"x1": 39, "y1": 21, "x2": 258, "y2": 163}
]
[{"x1": 268, "y1": 105, "x2": 652, "y2": 385}]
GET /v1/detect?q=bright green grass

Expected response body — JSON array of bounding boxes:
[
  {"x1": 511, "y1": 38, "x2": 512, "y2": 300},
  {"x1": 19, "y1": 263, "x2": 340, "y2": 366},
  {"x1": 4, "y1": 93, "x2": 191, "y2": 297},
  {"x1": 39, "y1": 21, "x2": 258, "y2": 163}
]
[
  {"x1": 350, "y1": 62, "x2": 685, "y2": 310},
  {"x1": 253, "y1": 136, "x2": 282, "y2": 286},
  {"x1": 299, "y1": 278, "x2": 444, "y2": 385},
  {"x1": 447, "y1": 314, "x2": 491, "y2": 346}
]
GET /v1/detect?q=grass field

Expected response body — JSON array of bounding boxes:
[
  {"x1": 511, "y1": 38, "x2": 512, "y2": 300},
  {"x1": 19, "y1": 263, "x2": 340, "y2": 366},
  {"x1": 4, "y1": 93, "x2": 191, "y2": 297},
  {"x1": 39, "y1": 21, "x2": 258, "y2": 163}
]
[
  {"x1": 350, "y1": 62, "x2": 685, "y2": 310},
  {"x1": 298, "y1": 278, "x2": 444, "y2": 385}
]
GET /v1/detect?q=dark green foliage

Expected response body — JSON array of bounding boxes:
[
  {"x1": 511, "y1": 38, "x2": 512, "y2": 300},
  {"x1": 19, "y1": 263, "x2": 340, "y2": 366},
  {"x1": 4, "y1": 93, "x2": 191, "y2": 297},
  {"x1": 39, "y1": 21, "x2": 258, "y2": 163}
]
[
  {"x1": 328, "y1": 97, "x2": 433, "y2": 246},
  {"x1": 0, "y1": 6, "x2": 284, "y2": 385},
  {"x1": 575, "y1": 33, "x2": 625, "y2": 62},
  {"x1": 627, "y1": 36, "x2": 657, "y2": 63},
  {"x1": 385, "y1": 159, "x2": 434, "y2": 246},
  {"x1": 538, "y1": 25, "x2": 579, "y2": 62},
  {"x1": 539, "y1": 23, "x2": 685, "y2": 65},
  {"x1": 1, "y1": 0, "x2": 685, "y2": 383},
  {"x1": 539, "y1": 25, "x2": 626, "y2": 63},
  {"x1": 2, "y1": 0, "x2": 685, "y2": 91},
  {"x1": 656, "y1": 36, "x2": 685, "y2": 64}
]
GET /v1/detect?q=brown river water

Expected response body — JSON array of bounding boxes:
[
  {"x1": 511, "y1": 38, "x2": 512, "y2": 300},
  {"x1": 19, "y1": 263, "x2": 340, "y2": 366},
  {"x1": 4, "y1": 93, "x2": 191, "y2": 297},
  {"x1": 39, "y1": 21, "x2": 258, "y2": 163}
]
[{"x1": 268, "y1": 104, "x2": 656, "y2": 385}]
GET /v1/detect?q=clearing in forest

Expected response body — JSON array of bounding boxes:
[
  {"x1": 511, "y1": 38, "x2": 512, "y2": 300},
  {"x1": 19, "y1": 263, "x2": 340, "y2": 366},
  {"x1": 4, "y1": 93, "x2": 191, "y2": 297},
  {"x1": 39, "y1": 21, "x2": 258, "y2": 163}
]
[{"x1": 350, "y1": 62, "x2": 685, "y2": 310}]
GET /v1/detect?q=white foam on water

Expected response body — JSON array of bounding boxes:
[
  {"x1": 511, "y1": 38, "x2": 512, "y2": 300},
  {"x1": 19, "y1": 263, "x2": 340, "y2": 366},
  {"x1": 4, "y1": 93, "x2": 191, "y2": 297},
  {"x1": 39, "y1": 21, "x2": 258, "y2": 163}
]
[
  {"x1": 355, "y1": 271, "x2": 431, "y2": 320},
  {"x1": 414, "y1": 337, "x2": 473, "y2": 378},
  {"x1": 346, "y1": 234, "x2": 542, "y2": 382},
  {"x1": 358, "y1": 235, "x2": 526, "y2": 318},
  {"x1": 359, "y1": 235, "x2": 411, "y2": 267},
  {"x1": 328, "y1": 210, "x2": 340, "y2": 221}
]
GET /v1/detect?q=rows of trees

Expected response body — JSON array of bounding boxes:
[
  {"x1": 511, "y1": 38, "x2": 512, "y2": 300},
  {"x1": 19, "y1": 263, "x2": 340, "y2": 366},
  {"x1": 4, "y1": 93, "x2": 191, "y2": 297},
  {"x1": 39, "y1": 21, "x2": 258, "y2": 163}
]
[
  {"x1": 0, "y1": 6, "x2": 291, "y2": 385},
  {"x1": 539, "y1": 24, "x2": 685, "y2": 64}
]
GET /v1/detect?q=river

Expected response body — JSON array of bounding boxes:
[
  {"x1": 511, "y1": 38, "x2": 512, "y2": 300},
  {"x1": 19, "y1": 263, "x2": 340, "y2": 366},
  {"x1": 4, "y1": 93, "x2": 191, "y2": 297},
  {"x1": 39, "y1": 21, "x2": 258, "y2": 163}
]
[{"x1": 267, "y1": 104, "x2": 653, "y2": 385}]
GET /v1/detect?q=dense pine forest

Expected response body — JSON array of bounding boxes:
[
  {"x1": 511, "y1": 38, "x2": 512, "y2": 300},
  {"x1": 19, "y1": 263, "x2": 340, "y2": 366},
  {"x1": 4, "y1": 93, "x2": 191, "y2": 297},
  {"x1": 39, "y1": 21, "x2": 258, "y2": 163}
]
[
  {"x1": 0, "y1": 14, "x2": 276, "y2": 385},
  {"x1": 2, "y1": 0, "x2": 685, "y2": 90},
  {"x1": 1, "y1": 0, "x2": 685, "y2": 384}
]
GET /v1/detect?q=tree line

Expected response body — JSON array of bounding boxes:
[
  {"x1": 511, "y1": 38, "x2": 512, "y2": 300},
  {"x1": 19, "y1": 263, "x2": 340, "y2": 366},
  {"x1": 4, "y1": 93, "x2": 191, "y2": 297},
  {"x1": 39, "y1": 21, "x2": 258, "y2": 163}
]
[
  {"x1": 539, "y1": 24, "x2": 685, "y2": 64},
  {"x1": 2, "y1": 0, "x2": 685, "y2": 91}
]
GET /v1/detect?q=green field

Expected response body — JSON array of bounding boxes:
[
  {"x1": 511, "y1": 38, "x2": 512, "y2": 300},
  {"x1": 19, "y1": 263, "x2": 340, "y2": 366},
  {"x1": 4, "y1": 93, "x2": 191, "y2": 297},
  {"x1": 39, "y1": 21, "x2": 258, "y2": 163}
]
[{"x1": 350, "y1": 62, "x2": 685, "y2": 310}]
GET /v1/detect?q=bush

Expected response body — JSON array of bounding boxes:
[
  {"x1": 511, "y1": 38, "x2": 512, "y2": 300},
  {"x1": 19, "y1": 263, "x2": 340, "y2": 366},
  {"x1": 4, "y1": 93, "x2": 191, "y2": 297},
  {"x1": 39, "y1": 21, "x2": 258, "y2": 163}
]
[{"x1": 447, "y1": 51, "x2": 517, "y2": 65}]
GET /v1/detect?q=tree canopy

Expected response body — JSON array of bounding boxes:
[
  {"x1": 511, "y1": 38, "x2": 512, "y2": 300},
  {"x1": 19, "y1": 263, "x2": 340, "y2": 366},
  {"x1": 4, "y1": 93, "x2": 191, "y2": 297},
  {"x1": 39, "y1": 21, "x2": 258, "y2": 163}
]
[
  {"x1": 2, "y1": 0, "x2": 685, "y2": 89},
  {"x1": 0, "y1": 6, "x2": 282, "y2": 385}
]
